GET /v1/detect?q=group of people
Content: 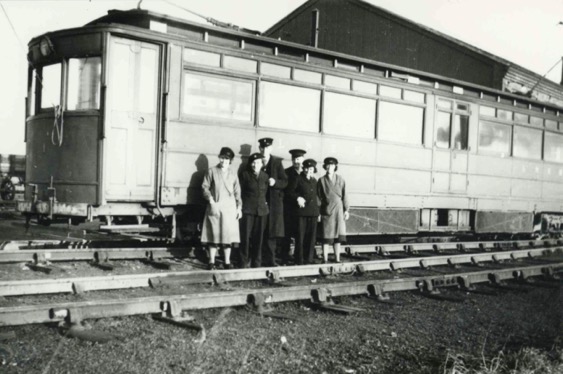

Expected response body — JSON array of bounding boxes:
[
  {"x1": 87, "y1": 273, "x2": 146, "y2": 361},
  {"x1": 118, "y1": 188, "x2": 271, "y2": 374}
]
[{"x1": 200, "y1": 137, "x2": 349, "y2": 270}]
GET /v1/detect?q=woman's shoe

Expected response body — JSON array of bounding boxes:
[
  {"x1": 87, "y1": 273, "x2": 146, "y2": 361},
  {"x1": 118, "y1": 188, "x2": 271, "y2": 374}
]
[
  {"x1": 208, "y1": 263, "x2": 217, "y2": 270},
  {"x1": 223, "y1": 263, "x2": 232, "y2": 270}
]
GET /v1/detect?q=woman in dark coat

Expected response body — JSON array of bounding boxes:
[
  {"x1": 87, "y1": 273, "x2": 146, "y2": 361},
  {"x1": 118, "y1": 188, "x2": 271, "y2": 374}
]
[
  {"x1": 317, "y1": 157, "x2": 349, "y2": 263},
  {"x1": 288, "y1": 159, "x2": 320, "y2": 265},
  {"x1": 239, "y1": 153, "x2": 269, "y2": 268},
  {"x1": 201, "y1": 147, "x2": 242, "y2": 270}
]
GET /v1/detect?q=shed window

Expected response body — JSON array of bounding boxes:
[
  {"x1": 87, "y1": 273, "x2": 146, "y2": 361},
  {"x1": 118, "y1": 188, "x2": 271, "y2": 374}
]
[
  {"x1": 544, "y1": 132, "x2": 563, "y2": 163},
  {"x1": 40, "y1": 63, "x2": 61, "y2": 109},
  {"x1": 478, "y1": 121, "x2": 511, "y2": 157},
  {"x1": 182, "y1": 72, "x2": 253, "y2": 123},
  {"x1": 513, "y1": 126, "x2": 542, "y2": 160},
  {"x1": 323, "y1": 92, "x2": 375, "y2": 138},
  {"x1": 259, "y1": 81, "x2": 320, "y2": 132},
  {"x1": 378, "y1": 101, "x2": 424, "y2": 145},
  {"x1": 67, "y1": 57, "x2": 101, "y2": 110}
]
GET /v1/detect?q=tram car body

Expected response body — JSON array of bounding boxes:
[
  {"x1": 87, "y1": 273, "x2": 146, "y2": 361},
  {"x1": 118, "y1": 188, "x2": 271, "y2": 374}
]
[{"x1": 18, "y1": 9, "x2": 563, "y2": 236}]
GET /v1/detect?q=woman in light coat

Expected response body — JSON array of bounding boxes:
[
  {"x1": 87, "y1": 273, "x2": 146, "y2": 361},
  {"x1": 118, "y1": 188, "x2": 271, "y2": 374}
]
[
  {"x1": 317, "y1": 157, "x2": 349, "y2": 263},
  {"x1": 201, "y1": 147, "x2": 242, "y2": 270}
]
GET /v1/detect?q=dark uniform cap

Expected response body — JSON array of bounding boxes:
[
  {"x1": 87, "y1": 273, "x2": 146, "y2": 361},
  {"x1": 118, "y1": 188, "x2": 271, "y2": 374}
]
[
  {"x1": 302, "y1": 159, "x2": 317, "y2": 169},
  {"x1": 248, "y1": 152, "x2": 265, "y2": 164},
  {"x1": 258, "y1": 137, "x2": 274, "y2": 148},
  {"x1": 323, "y1": 157, "x2": 338, "y2": 165},
  {"x1": 289, "y1": 149, "x2": 306, "y2": 158},
  {"x1": 219, "y1": 147, "x2": 235, "y2": 160}
]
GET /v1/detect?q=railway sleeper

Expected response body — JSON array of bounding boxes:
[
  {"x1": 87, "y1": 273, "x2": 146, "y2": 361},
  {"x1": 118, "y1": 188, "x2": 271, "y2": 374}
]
[
  {"x1": 415, "y1": 278, "x2": 465, "y2": 302},
  {"x1": 311, "y1": 288, "x2": 364, "y2": 315},
  {"x1": 486, "y1": 273, "x2": 529, "y2": 293},
  {"x1": 366, "y1": 284, "x2": 392, "y2": 303},
  {"x1": 90, "y1": 251, "x2": 115, "y2": 271},
  {"x1": 512, "y1": 269, "x2": 561, "y2": 289},
  {"x1": 248, "y1": 292, "x2": 297, "y2": 321},
  {"x1": 153, "y1": 300, "x2": 203, "y2": 331},
  {"x1": 26, "y1": 253, "x2": 54, "y2": 273}
]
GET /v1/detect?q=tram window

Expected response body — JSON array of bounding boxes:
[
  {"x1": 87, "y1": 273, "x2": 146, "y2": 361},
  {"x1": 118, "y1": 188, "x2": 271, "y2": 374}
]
[
  {"x1": 544, "y1": 132, "x2": 563, "y2": 163},
  {"x1": 323, "y1": 92, "x2": 376, "y2": 138},
  {"x1": 530, "y1": 116, "x2": 544, "y2": 127},
  {"x1": 437, "y1": 99, "x2": 453, "y2": 110},
  {"x1": 497, "y1": 109, "x2": 512, "y2": 121},
  {"x1": 379, "y1": 85, "x2": 402, "y2": 99},
  {"x1": 513, "y1": 126, "x2": 542, "y2": 160},
  {"x1": 479, "y1": 106, "x2": 496, "y2": 117},
  {"x1": 452, "y1": 115, "x2": 469, "y2": 150},
  {"x1": 293, "y1": 69, "x2": 322, "y2": 85},
  {"x1": 353, "y1": 80, "x2": 378, "y2": 95},
  {"x1": 223, "y1": 56, "x2": 257, "y2": 74},
  {"x1": 67, "y1": 57, "x2": 101, "y2": 110},
  {"x1": 404, "y1": 90, "x2": 425, "y2": 103},
  {"x1": 478, "y1": 121, "x2": 511, "y2": 157},
  {"x1": 325, "y1": 75, "x2": 350, "y2": 90},
  {"x1": 259, "y1": 81, "x2": 320, "y2": 133},
  {"x1": 183, "y1": 48, "x2": 220, "y2": 67},
  {"x1": 260, "y1": 62, "x2": 291, "y2": 79},
  {"x1": 40, "y1": 63, "x2": 61, "y2": 109},
  {"x1": 514, "y1": 112, "x2": 528, "y2": 124},
  {"x1": 435, "y1": 112, "x2": 451, "y2": 148},
  {"x1": 456, "y1": 103, "x2": 469, "y2": 111},
  {"x1": 182, "y1": 72, "x2": 253, "y2": 123},
  {"x1": 545, "y1": 120, "x2": 557, "y2": 130},
  {"x1": 29, "y1": 70, "x2": 36, "y2": 115},
  {"x1": 378, "y1": 101, "x2": 424, "y2": 145}
]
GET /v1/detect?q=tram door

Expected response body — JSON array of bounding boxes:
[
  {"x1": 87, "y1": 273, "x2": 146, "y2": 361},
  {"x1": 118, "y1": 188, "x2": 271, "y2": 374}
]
[
  {"x1": 432, "y1": 99, "x2": 470, "y2": 193},
  {"x1": 104, "y1": 37, "x2": 160, "y2": 201}
]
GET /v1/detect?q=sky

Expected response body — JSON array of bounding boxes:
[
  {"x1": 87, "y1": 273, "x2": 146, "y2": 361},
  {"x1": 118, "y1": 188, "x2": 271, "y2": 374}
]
[{"x1": 0, "y1": 0, "x2": 561, "y2": 155}]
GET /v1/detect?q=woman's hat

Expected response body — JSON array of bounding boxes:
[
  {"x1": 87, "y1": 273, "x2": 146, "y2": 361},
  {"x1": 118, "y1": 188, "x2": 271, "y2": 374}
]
[
  {"x1": 323, "y1": 157, "x2": 338, "y2": 165},
  {"x1": 219, "y1": 147, "x2": 235, "y2": 160},
  {"x1": 303, "y1": 159, "x2": 317, "y2": 169},
  {"x1": 248, "y1": 152, "x2": 265, "y2": 163}
]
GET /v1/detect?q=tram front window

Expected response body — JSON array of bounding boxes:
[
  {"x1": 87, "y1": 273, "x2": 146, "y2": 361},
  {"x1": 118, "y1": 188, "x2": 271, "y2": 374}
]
[
  {"x1": 40, "y1": 63, "x2": 61, "y2": 109},
  {"x1": 68, "y1": 57, "x2": 101, "y2": 110}
]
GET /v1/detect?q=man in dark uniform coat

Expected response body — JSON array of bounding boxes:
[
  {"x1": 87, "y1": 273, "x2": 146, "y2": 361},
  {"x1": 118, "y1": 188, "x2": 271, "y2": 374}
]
[
  {"x1": 281, "y1": 149, "x2": 306, "y2": 264},
  {"x1": 259, "y1": 137, "x2": 288, "y2": 266},
  {"x1": 239, "y1": 153, "x2": 269, "y2": 268}
]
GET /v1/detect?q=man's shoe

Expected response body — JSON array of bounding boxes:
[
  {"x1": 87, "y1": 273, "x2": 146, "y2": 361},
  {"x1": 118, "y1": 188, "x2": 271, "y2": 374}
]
[{"x1": 208, "y1": 263, "x2": 217, "y2": 271}]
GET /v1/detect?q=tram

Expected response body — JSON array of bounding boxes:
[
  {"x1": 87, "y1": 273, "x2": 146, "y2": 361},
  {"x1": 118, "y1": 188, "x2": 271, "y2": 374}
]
[{"x1": 17, "y1": 8, "x2": 563, "y2": 237}]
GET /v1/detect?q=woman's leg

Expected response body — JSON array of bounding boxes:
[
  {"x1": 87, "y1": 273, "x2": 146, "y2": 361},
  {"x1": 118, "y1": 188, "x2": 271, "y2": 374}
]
[
  {"x1": 208, "y1": 245, "x2": 217, "y2": 269},
  {"x1": 223, "y1": 246, "x2": 231, "y2": 268},
  {"x1": 322, "y1": 243, "x2": 330, "y2": 263},
  {"x1": 333, "y1": 242, "x2": 341, "y2": 263}
]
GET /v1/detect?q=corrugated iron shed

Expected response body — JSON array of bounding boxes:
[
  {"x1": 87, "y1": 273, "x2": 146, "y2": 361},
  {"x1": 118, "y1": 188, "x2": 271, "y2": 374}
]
[{"x1": 265, "y1": 0, "x2": 562, "y2": 107}]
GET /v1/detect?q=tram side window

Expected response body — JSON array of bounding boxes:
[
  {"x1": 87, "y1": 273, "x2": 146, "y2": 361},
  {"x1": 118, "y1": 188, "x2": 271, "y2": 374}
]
[
  {"x1": 478, "y1": 121, "x2": 511, "y2": 157},
  {"x1": 544, "y1": 132, "x2": 563, "y2": 163},
  {"x1": 29, "y1": 70, "x2": 36, "y2": 115},
  {"x1": 259, "y1": 81, "x2": 320, "y2": 133},
  {"x1": 323, "y1": 92, "x2": 376, "y2": 138},
  {"x1": 513, "y1": 126, "x2": 542, "y2": 160},
  {"x1": 40, "y1": 63, "x2": 61, "y2": 109},
  {"x1": 182, "y1": 72, "x2": 254, "y2": 123},
  {"x1": 67, "y1": 57, "x2": 101, "y2": 110},
  {"x1": 378, "y1": 101, "x2": 424, "y2": 145}
]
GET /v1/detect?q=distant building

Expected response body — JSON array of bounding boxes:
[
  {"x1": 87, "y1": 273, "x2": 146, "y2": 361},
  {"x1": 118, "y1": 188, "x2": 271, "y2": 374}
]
[{"x1": 265, "y1": 0, "x2": 563, "y2": 108}]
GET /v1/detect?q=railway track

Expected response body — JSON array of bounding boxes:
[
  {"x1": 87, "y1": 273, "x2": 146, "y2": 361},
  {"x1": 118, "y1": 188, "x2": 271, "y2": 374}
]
[
  {"x1": 0, "y1": 238, "x2": 560, "y2": 264},
  {"x1": 0, "y1": 262, "x2": 560, "y2": 327}
]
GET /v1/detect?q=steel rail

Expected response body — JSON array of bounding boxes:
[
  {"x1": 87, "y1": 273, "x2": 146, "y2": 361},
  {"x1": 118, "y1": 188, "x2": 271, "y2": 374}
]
[
  {"x1": 0, "y1": 247, "x2": 559, "y2": 297},
  {"x1": 0, "y1": 263, "x2": 559, "y2": 327},
  {"x1": 0, "y1": 238, "x2": 560, "y2": 264},
  {"x1": 348, "y1": 239, "x2": 561, "y2": 255},
  {"x1": 0, "y1": 246, "x2": 187, "y2": 263}
]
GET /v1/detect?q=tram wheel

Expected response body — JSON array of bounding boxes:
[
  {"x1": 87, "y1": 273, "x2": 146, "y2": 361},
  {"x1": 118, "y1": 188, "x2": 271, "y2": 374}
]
[{"x1": 0, "y1": 179, "x2": 15, "y2": 201}]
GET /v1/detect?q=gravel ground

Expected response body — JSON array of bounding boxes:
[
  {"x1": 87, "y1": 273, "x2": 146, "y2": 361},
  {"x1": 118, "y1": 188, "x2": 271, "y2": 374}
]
[{"x1": 1, "y1": 280, "x2": 561, "y2": 374}]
